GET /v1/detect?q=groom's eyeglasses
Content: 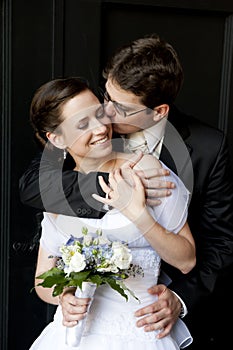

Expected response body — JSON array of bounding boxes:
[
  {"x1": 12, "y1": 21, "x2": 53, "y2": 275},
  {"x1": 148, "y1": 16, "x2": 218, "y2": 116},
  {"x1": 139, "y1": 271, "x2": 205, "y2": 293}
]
[{"x1": 99, "y1": 88, "x2": 148, "y2": 118}]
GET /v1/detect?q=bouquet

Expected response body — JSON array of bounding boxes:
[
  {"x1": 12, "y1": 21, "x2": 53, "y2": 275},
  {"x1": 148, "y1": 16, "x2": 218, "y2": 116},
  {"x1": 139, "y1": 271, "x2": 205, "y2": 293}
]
[{"x1": 36, "y1": 227, "x2": 143, "y2": 346}]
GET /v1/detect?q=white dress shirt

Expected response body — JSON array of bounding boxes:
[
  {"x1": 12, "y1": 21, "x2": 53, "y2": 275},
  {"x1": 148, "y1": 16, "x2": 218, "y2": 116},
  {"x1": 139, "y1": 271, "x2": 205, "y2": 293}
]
[{"x1": 124, "y1": 117, "x2": 167, "y2": 158}]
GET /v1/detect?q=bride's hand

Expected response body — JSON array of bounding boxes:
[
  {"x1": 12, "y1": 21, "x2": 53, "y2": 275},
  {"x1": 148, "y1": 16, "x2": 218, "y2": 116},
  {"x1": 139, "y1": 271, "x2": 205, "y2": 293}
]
[
  {"x1": 124, "y1": 152, "x2": 175, "y2": 206},
  {"x1": 92, "y1": 167, "x2": 147, "y2": 221},
  {"x1": 59, "y1": 288, "x2": 91, "y2": 327},
  {"x1": 114, "y1": 151, "x2": 175, "y2": 207}
]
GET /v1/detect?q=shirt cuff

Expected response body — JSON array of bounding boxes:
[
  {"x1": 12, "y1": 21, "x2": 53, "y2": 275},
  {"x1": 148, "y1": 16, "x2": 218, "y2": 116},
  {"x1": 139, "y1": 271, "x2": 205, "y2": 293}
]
[{"x1": 171, "y1": 291, "x2": 188, "y2": 318}]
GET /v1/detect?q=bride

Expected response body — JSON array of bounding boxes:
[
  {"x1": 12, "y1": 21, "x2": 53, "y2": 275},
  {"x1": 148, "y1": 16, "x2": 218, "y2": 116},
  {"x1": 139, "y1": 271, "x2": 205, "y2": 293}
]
[{"x1": 28, "y1": 77, "x2": 195, "y2": 349}]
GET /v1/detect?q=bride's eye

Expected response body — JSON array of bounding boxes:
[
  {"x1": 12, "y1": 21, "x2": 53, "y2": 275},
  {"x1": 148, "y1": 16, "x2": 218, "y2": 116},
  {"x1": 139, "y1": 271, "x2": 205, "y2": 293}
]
[{"x1": 77, "y1": 117, "x2": 89, "y2": 130}]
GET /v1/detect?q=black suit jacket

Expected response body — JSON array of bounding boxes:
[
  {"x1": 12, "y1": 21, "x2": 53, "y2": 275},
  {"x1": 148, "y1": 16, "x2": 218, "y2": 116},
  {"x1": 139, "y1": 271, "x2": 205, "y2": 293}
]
[
  {"x1": 19, "y1": 105, "x2": 233, "y2": 314},
  {"x1": 159, "y1": 106, "x2": 233, "y2": 314}
]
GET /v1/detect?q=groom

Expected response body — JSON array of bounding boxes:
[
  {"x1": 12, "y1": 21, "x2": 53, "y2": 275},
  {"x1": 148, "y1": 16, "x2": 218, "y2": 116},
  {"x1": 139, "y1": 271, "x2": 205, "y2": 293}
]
[{"x1": 19, "y1": 34, "x2": 233, "y2": 348}]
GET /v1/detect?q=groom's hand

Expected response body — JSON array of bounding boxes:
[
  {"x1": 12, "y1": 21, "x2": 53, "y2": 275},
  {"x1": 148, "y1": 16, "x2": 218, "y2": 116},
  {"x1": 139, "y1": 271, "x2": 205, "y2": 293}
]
[
  {"x1": 134, "y1": 168, "x2": 175, "y2": 206},
  {"x1": 134, "y1": 284, "x2": 181, "y2": 338}
]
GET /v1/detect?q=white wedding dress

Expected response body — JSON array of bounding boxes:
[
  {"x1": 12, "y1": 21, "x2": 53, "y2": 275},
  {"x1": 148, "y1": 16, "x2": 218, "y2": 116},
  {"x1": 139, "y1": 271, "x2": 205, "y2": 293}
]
[{"x1": 29, "y1": 166, "x2": 193, "y2": 350}]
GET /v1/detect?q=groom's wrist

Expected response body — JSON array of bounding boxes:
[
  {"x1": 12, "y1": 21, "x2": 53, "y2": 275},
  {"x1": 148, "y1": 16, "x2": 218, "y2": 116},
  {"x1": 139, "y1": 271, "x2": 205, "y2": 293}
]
[{"x1": 171, "y1": 290, "x2": 188, "y2": 318}]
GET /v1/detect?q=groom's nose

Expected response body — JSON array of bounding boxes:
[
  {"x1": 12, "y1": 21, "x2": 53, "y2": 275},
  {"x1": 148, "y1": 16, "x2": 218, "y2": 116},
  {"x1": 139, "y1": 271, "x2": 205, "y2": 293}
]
[{"x1": 104, "y1": 101, "x2": 116, "y2": 118}]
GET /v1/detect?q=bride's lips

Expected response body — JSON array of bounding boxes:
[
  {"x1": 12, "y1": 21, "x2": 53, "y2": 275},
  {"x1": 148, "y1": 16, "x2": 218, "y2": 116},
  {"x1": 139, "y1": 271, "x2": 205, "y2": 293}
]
[{"x1": 90, "y1": 136, "x2": 110, "y2": 145}]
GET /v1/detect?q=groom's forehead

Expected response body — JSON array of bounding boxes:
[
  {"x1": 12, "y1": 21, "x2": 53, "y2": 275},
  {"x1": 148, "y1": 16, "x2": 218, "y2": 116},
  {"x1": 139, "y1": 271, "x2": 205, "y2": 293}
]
[{"x1": 105, "y1": 79, "x2": 141, "y2": 104}]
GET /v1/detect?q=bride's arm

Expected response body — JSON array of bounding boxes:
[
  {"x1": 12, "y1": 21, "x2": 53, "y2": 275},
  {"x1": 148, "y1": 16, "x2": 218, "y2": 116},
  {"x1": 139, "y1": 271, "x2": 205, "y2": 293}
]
[
  {"x1": 34, "y1": 212, "x2": 92, "y2": 327},
  {"x1": 132, "y1": 212, "x2": 195, "y2": 274},
  {"x1": 34, "y1": 245, "x2": 60, "y2": 305},
  {"x1": 35, "y1": 245, "x2": 90, "y2": 326},
  {"x1": 92, "y1": 155, "x2": 196, "y2": 274}
]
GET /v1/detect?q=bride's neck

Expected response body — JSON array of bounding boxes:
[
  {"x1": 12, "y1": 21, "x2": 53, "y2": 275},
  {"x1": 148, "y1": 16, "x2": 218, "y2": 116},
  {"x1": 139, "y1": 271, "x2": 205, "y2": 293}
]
[{"x1": 74, "y1": 152, "x2": 118, "y2": 174}]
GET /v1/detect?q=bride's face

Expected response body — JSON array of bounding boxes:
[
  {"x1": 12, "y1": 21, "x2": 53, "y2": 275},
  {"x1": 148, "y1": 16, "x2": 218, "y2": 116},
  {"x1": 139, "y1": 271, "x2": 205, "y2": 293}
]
[{"x1": 60, "y1": 90, "x2": 113, "y2": 159}]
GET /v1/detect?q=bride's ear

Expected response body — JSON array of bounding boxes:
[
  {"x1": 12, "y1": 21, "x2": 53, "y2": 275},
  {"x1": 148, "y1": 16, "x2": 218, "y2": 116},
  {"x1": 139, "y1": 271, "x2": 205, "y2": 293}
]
[{"x1": 46, "y1": 131, "x2": 66, "y2": 149}]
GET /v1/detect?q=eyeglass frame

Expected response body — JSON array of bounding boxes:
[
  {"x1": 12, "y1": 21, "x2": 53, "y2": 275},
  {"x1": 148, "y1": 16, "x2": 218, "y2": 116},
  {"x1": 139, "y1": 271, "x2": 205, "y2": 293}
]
[{"x1": 99, "y1": 88, "x2": 149, "y2": 118}]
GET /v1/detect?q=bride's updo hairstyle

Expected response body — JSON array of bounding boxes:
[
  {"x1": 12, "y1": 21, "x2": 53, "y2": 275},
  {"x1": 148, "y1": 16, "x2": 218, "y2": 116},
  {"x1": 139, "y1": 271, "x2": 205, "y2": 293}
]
[{"x1": 30, "y1": 77, "x2": 90, "y2": 148}]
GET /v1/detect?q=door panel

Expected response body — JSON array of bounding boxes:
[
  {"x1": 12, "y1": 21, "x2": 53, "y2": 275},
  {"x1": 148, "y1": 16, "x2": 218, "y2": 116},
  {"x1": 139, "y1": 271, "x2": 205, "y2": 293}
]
[{"x1": 1, "y1": 1, "x2": 233, "y2": 349}]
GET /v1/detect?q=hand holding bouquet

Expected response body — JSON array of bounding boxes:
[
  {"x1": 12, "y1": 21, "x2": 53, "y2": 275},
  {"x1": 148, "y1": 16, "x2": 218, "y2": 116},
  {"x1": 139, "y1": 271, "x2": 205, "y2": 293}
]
[{"x1": 36, "y1": 227, "x2": 143, "y2": 346}]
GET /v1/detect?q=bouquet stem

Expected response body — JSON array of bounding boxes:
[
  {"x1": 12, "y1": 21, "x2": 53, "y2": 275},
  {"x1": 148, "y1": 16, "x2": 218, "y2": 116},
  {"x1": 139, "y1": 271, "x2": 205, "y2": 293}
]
[{"x1": 65, "y1": 282, "x2": 96, "y2": 347}]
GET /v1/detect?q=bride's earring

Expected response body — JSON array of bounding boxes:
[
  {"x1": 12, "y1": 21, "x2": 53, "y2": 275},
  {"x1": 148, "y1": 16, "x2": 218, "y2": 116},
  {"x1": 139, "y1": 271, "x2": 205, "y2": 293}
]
[{"x1": 63, "y1": 149, "x2": 67, "y2": 160}]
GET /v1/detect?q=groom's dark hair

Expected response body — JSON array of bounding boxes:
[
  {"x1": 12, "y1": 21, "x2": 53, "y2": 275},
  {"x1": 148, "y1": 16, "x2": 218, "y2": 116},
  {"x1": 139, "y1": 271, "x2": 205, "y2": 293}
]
[{"x1": 103, "y1": 33, "x2": 184, "y2": 108}]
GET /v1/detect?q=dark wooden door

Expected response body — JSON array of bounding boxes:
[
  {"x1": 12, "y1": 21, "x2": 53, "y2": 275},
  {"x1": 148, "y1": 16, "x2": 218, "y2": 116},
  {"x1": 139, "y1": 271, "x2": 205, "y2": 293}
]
[{"x1": 1, "y1": 1, "x2": 233, "y2": 349}]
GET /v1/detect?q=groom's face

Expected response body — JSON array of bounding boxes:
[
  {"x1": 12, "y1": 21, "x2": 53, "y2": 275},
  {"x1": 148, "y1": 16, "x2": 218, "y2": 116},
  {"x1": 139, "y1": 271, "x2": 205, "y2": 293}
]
[{"x1": 105, "y1": 79, "x2": 156, "y2": 135}]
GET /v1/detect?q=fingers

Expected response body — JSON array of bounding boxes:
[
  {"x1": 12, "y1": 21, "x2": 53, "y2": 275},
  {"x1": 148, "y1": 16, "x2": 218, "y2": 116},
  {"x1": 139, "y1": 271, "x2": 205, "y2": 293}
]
[
  {"x1": 145, "y1": 188, "x2": 172, "y2": 198},
  {"x1": 130, "y1": 170, "x2": 144, "y2": 190},
  {"x1": 134, "y1": 285, "x2": 178, "y2": 339},
  {"x1": 93, "y1": 175, "x2": 114, "y2": 204},
  {"x1": 92, "y1": 169, "x2": 141, "y2": 206},
  {"x1": 135, "y1": 306, "x2": 174, "y2": 336},
  {"x1": 134, "y1": 303, "x2": 161, "y2": 318},
  {"x1": 62, "y1": 303, "x2": 88, "y2": 327},
  {"x1": 136, "y1": 312, "x2": 165, "y2": 332},
  {"x1": 135, "y1": 167, "x2": 170, "y2": 179},
  {"x1": 92, "y1": 173, "x2": 118, "y2": 204},
  {"x1": 92, "y1": 193, "x2": 110, "y2": 205},
  {"x1": 140, "y1": 177, "x2": 175, "y2": 189},
  {"x1": 157, "y1": 323, "x2": 173, "y2": 339},
  {"x1": 134, "y1": 300, "x2": 175, "y2": 339},
  {"x1": 147, "y1": 284, "x2": 167, "y2": 296},
  {"x1": 145, "y1": 198, "x2": 162, "y2": 206},
  {"x1": 98, "y1": 176, "x2": 113, "y2": 196},
  {"x1": 60, "y1": 293, "x2": 90, "y2": 327},
  {"x1": 108, "y1": 171, "x2": 118, "y2": 190},
  {"x1": 121, "y1": 151, "x2": 143, "y2": 169},
  {"x1": 112, "y1": 168, "x2": 140, "y2": 188}
]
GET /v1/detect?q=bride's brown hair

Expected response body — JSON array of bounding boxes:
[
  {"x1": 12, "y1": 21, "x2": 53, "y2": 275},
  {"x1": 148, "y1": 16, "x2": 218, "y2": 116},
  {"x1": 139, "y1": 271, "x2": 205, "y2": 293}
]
[{"x1": 30, "y1": 77, "x2": 90, "y2": 147}]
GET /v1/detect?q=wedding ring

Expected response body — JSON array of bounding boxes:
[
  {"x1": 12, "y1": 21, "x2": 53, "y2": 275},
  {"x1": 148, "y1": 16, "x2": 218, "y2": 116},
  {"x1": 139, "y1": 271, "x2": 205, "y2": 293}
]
[{"x1": 106, "y1": 190, "x2": 112, "y2": 199}]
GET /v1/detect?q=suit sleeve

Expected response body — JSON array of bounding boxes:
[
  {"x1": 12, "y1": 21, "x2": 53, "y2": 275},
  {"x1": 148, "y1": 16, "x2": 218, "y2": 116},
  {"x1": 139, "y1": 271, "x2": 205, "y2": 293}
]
[
  {"x1": 166, "y1": 134, "x2": 233, "y2": 312},
  {"x1": 19, "y1": 150, "x2": 109, "y2": 218}
]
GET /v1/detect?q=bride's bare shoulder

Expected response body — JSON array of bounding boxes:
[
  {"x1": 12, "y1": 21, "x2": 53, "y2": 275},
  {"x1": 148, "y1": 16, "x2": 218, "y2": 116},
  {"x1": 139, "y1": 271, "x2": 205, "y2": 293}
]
[
  {"x1": 115, "y1": 152, "x2": 161, "y2": 171},
  {"x1": 134, "y1": 154, "x2": 162, "y2": 171}
]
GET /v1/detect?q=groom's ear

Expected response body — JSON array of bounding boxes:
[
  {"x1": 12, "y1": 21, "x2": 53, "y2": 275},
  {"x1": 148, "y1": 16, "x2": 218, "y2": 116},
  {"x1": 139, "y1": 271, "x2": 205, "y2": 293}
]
[
  {"x1": 153, "y1": 104, "x2": 169, "y2": 122},
  {"x1": 46, "y1": 131, "x2": 66, "y2": 149}
]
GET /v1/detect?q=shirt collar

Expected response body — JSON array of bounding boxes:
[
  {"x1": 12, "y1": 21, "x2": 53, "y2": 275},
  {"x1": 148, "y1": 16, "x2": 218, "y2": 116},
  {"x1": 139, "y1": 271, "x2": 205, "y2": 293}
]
[
  {"x1": 121, "y1": 117, "x2": 167, "y2": 153},
  {"x1": 143, "y1": 117, "x2": 167, "y2": 153}
]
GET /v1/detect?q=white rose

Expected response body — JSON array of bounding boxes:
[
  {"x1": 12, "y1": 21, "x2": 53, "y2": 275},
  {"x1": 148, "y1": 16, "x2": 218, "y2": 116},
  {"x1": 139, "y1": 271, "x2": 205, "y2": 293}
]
[
  {"x1": 64, "y1": 252, "x2": 86, "y2": 275},
  {"x1": 111, "y1": 242, "x2": 132, "y2": 270},
  {"x1": 60, "y1": 244, "x2": 81, "y2": 265}
]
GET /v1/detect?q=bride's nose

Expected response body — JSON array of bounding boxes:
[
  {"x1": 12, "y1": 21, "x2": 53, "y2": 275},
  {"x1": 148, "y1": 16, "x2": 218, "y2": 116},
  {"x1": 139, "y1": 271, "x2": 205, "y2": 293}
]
[{"x1": 92, "y1": 119, "x2": 108, "y2": 134}]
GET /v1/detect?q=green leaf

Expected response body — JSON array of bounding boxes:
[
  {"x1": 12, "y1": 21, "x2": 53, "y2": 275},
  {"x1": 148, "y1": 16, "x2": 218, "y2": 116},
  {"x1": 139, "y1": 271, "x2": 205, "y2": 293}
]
[
  {"x1": 70, "y1": 270, "x2": 91, "y2": 282},
  {"x1": 104, "y1": 277, "x2": 128, "y2": 301},
  {"x1": 52, "y1": 283, "x2": 69, "y2": 296},
  {"x1": 36, "y1": 267, "x2": 64, "y2": 280},
  {"x1": 37, "y1": 274, "x2": 67, "y2": 289},
  {"x1": 117, "y1": 280, "x2": 140, "y2": 303},
  {"x1": 88, "y1": 274, "x2": 102, "y2": 286}
]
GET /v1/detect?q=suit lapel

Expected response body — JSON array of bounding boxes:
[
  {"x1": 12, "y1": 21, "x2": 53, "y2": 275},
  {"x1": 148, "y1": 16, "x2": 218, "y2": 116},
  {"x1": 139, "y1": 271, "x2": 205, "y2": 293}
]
[{"x1": 160, "y1": 106, "x2": 193, "y2": 190}]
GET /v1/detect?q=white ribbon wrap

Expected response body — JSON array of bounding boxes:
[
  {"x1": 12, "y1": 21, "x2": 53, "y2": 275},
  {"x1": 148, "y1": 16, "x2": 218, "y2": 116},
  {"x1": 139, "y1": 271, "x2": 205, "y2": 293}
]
[{"x1": 65, "y1": 282, "x2": 96, "y2": 347}]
